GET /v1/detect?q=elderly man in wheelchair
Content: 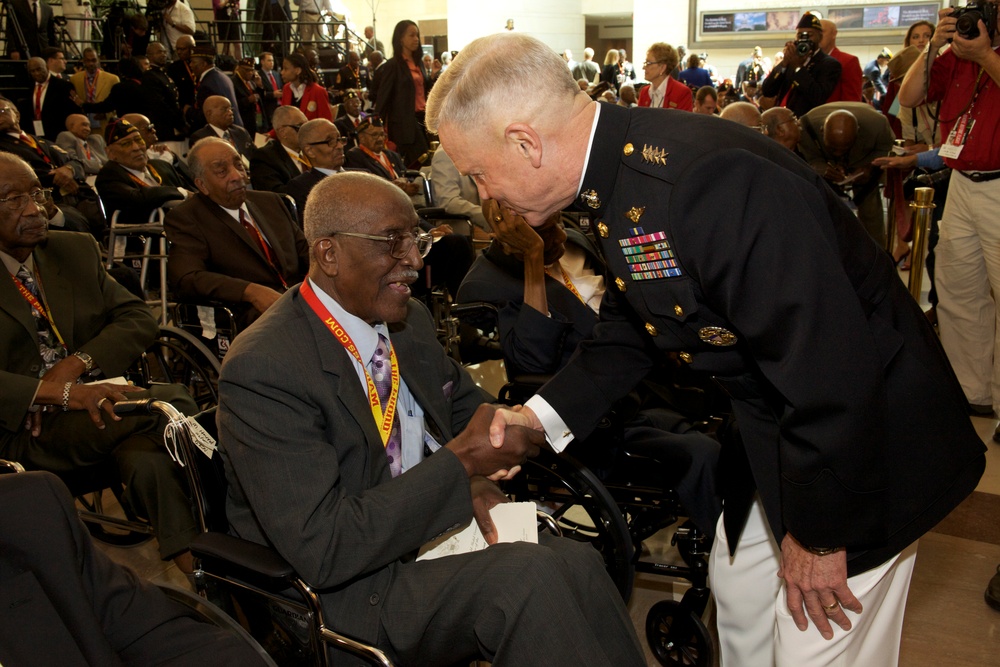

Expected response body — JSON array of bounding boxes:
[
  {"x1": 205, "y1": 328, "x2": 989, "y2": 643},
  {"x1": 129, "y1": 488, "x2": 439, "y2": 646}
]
[
  {"x1": 0, "y1": 153, "x2": 199, "y2": 571},
  {"x1": 215, "y1": 172, "x2": 645, "y2": 666}
]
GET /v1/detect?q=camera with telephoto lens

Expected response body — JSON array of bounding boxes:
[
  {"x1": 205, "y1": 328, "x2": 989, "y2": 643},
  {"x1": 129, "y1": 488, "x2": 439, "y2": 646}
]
[
  {"x1": 794, "y1": 31, "x2": 816, "y2": 56},
  {"x1": 951, "y1": 2, "x2": 998, "y2": 40}
]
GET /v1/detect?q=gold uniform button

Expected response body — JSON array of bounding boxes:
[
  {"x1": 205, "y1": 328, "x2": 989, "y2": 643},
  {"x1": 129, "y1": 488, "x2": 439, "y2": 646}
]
[
  {"x1": 679, "y1": 351, "x2": 693, "y2": 364},
  {"x1": 615, "y1": 277, "x2": 626, "y2": 291},
  {"x1": 623, "y1": 143, "x2": 634, "y2": 156},
  {"x1": 645, "y1": 322, "x2": 658, "y2": 336},
  {"x1": 597, "y1": 222, "x2": 609, "y2": 238},
  {"x1": 674, "y1": 304, "x2": 684, "y2": 316}
]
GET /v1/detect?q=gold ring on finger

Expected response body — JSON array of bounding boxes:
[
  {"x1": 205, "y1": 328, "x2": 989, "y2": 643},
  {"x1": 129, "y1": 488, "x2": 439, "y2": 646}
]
[{"x1": 822, "y1": 601, "x2": 839, "y2": 612}]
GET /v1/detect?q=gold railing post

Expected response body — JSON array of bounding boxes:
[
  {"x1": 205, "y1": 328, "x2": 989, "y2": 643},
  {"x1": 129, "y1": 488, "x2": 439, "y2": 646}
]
[{"x1": 908, "y1": 186, "x2": 935, "y2": 302}]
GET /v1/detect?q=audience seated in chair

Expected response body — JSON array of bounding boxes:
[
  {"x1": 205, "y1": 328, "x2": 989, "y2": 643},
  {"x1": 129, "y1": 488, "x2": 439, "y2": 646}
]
[
  {"x1": 332, "y1": 89, "x2": 366, "y2": 150},
  {"x1": 249, "y1": 106, "x2": 310, "y2": 193},
  {"x1": 284, "y1": 119, "x2": 348, "y2": 225},
  {"x1": 457, "y1": 203, "x2": 723, "y2": 537},
  {"x1": 0, "y1": 153, "x2": 199, "y2": 568},
  {"x1": 0, "y1": 98, "x2": 106, "y2": 238},
  {"x1": 56, "y1": 114, "x2": 108, "y2": 176},
  {"x1": 189, "y1": 96, "x2": 255, "y2": 162},
  {"x1": 96, "y1": 119, "x2": 191, "y2": 225},
  {"x1": 217, "y1": 172, "x2": 644, "y2": 666},
  {"x1": 165, "y1": 137, "x2": 309, "y2": 328},
  {"x1": 430, "y1": 145, "x2": 489, "y2": 234},
  {"x1": 344, "y1": 117, "x2": 418, "y2": 197}
]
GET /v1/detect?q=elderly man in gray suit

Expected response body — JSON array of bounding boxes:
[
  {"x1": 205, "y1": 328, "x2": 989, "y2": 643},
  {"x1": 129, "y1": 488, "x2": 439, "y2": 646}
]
[
  {"x1": 217, "y1": 171, "x2": 644, "y2": 667},
  {"x1": 55, "y1": 114, "x2": 108, "y2": 176}
]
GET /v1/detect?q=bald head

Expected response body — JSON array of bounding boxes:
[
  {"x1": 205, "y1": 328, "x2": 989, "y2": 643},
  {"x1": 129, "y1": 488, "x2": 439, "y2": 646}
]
[
  {"x1": 272, "y1": 105, "x2": 309, "y2": 150},
  {"x1": 203, "y1": 95, "x2": 235, "y2": 129},
  {"x1": 719, "y1": 102, "x2": 761, "y2": 129},
  {"x1": 305, "y1": 172, "x2": 412, "y2": 244},
  {"x1": 761, "y1": 107, "x2": 801, "y2": 151},
  {"x1": 27, "y1": 58, "x2": 48, "y2": 83},
  {"x1": 823, "y1": 110, "x2": 859, "y2": 158},
  {"x1": 66, "y1": 114, "x2": 91, "y2": 139},
  {"x1": 820, "y1": 19, "x2": 837, "y2": 53}
]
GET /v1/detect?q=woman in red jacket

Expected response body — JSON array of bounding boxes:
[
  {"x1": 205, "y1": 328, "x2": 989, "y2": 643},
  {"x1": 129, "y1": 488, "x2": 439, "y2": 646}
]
[{"x1": 280, "y1": 53, "x2": 332, "y2": 121}]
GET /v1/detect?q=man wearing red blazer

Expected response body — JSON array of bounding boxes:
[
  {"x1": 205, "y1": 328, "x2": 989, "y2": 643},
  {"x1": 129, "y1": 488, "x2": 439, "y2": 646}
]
[{"x1": 821, "y1": 19, "x2": 863, "y2": 103}]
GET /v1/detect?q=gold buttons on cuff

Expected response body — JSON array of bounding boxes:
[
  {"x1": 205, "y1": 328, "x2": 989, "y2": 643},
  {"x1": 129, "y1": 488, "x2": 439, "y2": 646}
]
[
  {"x1": 597, "y1": 222, "x2": 609, "y2": 238},
  {"x1": 645, "y1": 322, "x2": 658, "y2": 337},
  {"x1": 614, "y1": 277, "x2": 626, "y2": 292},
  {"x1": 623, "y1": 143, "x2": 634, "y2": 156},
  {"x1": 674, "y1": 304, "x2": 684, "y2": 316},
  {"x1": 679, "y1": 351, "x2": 693, "y2": 364}
]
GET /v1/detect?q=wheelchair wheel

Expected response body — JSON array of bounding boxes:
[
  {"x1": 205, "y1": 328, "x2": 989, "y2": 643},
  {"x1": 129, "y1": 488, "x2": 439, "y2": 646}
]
[
  {"x1": 502, "y1": 449, "x2": 635, "y2": 601},
  {"x1": 158, "y1": 584, "x2": 279, "y2": 666},
  {"x1": 140, "y1": 326, "x2": 222, "y2": 411},
  {"x1": 645, "y1": 599, "x2": 713, "y2": 667}
]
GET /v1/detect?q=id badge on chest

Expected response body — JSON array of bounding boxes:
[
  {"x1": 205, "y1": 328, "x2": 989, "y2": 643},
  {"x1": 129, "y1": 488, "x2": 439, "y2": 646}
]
[
  {"x1": 33, "y1": 120, "x2": 44, "y2": 136},
  {"x1": 939, "y1": 113, "x2": 974, "y2": 159}
]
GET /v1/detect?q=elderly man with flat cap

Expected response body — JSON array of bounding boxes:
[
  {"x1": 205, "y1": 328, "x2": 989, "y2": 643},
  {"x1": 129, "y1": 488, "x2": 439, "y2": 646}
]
[
  {"x1": 427, "y1": 32, "x2": 985, "y2": 666},
  {"x1": 95, "y1": 119, "x2": 190, "y2": 225},
  {"x1": 165, "y1": 137, "x2": 308, "y2": 327}
]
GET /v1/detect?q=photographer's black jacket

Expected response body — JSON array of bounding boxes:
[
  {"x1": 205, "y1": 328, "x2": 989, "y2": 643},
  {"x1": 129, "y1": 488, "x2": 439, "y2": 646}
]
[{"x1": 761, "y1": 48, "x2": 842, "y2": 117}]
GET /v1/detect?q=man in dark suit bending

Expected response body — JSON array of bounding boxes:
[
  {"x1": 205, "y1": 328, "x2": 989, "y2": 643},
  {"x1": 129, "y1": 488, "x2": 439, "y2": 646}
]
[{"x1": 217, "y1": 171, "x2": 644, "y2": 666}]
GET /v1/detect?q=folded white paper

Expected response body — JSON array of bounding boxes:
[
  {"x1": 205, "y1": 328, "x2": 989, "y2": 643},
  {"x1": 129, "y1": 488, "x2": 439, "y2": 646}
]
[{"x1": 416, "y1": 501, "x2": 538, "y2": 561}]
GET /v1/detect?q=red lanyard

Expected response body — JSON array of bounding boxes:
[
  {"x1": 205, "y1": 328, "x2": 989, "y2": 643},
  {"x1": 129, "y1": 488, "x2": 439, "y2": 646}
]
[
  {"x1": 19, "y1": 133, "x2": 51, "y2": 165},
  {"x1": 299, "y1": 281, "x2": 399, "y2": 445},
  {"x1": 9, "y1": 266, "x2": 67, "y2": 348},
  {"x1": 125, "y1": 164, "x2": 162, "y2": 188},
  {"x1": 359, "y1": 145, "x2": 396, "y2": 180},
  {"x1": 34, "y1": 83, "x2": 44, "y2": 119},
  {"x1": 545, "y1": 262, "x2": 585, "y2": 304},
  {"x1": 85, "y1": 71, "x2": 98, "y2": 103}
]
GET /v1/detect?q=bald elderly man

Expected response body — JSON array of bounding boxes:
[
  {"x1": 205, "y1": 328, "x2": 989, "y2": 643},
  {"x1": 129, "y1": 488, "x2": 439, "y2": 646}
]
[
  {"x1": 56, "y1": 114, "x2": 108, "y2": 175},
  {"x1": 797, "y1": 102, "x2": 895, "y2": 246},
  {"x1": 719, "y1": 101, "x2": 762, "y2": 129},
  {"x1": 189, "y1": 95, "x2": 254, "y2": 160}
]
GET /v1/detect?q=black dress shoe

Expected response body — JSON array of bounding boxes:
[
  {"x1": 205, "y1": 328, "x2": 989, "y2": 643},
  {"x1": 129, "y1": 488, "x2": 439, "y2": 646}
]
[{"x1": 987, "y1": 566, "x2": 1000, "y2": 612}]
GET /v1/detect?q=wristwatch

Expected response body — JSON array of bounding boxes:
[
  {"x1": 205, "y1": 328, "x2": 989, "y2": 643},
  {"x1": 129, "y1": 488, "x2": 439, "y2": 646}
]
[
  {"x1": 73, "y1": 350, "x2": 94, "y2": 374},
  {"x1": 804, "y1": 545, "x2": 842, "y2": 556}
]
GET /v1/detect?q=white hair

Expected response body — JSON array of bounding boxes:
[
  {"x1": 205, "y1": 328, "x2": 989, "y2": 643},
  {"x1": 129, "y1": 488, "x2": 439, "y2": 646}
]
[{"x1": 426, "y1": 33, "x2": 580, "y2": 138}]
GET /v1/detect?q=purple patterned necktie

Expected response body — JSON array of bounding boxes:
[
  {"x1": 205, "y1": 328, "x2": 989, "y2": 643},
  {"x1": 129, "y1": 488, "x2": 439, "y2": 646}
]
[{"x1": 371, "y1": 333, "x2": 402, "y2": 476}]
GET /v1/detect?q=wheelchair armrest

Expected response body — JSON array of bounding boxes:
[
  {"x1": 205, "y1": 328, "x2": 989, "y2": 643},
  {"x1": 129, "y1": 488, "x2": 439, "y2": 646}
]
[
  {"x1": 191, "y1": 532, "x2": 296, "y2": 581},
  {"x1": 449, "y1": 301, "x2": 499, "y2": 319},
  {"x1": 0, "y1": 459, "x2": 25, "y2": 474}
]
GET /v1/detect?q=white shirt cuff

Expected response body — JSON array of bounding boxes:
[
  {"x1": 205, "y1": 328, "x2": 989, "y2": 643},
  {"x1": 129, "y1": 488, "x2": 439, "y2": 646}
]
[{"x1": 524, "y1": 394, "x2": 574, "y2": 453}]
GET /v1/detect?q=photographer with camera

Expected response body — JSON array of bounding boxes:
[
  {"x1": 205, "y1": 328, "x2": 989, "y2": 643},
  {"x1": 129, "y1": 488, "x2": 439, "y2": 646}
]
[
  {"x1": 761, "y1": 12, "x2": 842, "y2": 117},
  {"x1": 898, "y1": 0, "x2": 1000, "y2": 454}
]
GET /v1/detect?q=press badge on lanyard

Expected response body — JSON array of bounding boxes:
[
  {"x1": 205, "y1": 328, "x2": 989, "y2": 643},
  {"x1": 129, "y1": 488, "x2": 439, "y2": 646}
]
[{"x1": 939, "y1": 113, "x2": 974, "y2": 160}]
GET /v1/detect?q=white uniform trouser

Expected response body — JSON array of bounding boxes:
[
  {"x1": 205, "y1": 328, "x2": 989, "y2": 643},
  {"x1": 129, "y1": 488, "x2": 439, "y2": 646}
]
[
  {"x1": 709, "y1": 498, "x2": 917, "y2": 666},
  {"x1": 935, "y1": 171, "x2": 1000, "y2": 413}
]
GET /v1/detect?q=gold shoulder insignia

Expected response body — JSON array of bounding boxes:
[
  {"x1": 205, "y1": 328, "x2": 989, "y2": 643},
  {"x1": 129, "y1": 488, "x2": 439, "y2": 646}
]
[
  {"x1": 641, "y1": 144, "x2": 668, "y2": 166},
  {"x1": 580, "y1": 189, "x2": 601, "y2": 209}
]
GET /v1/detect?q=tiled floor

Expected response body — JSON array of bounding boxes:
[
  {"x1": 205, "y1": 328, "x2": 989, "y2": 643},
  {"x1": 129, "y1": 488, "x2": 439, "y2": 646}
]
[{"x1": 93, "y1": 370, "x2": 1000, "y2": 666}]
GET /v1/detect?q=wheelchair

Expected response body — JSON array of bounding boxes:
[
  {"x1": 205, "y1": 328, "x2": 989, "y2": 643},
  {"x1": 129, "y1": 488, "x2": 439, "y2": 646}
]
[
  {"x1": 455, "y1": 304, "x2": 724, "y2": 667},
  {"x1": 111, "y1": 398, "x2": 395, "y2": 667},
  {"x1": 71, "y1": 325, "x2": 222, "y2": 547}
]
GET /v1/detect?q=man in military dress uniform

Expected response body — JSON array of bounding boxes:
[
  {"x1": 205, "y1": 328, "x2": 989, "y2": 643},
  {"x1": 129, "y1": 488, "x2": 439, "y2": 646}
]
[{"x1": 426, "y1": 32, "x2": 986, "y2": 666}]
